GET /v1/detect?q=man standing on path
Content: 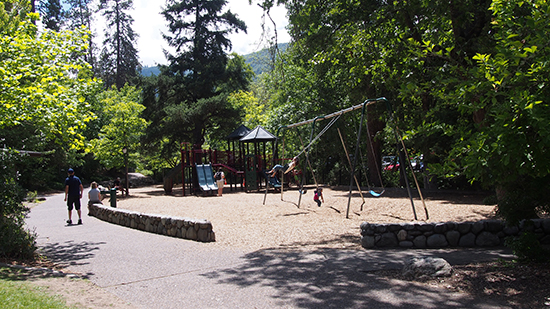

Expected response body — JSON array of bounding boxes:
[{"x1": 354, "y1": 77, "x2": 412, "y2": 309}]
[{"x1": 64, "y1": 168, "x2": 84, "y2": 225}]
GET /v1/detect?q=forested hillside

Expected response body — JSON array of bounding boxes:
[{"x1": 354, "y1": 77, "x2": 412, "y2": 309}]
[
  {"x1": 140, "y1": 43, "x2": 288, "y2": 77},
  {"x1": 242, "y1": 43, "x2": 288, "y2": 77}
]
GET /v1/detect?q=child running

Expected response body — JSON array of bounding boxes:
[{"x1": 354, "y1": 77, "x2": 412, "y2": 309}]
[{"x1": 313, "y1": 187, "x2": 324, "y2": 207}]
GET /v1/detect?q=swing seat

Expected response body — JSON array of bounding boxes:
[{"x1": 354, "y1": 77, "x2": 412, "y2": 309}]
[
  {"x1": 262, "y1": 170, "x2": 282, "y2": 188},
  {"x1": 269, "y1": 177, "x2": 282, "y2": 188},
  {"x1": 369, "y1": 190, "x2": 385, "y2": 197}
]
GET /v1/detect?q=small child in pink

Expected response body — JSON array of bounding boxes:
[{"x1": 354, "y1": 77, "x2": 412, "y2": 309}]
[{"x1": 313, "y1": 188, "x2": 324, "y2": 207}]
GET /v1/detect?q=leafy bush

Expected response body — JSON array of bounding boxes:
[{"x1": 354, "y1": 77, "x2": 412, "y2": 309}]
[
  {"x1": 0, "y1": 150, "x2": 37, "y2": 259},
  {"x1": 505, "y1": 232, "x2": 549, "y2": 263},
  {"x1": 496, "y1": 175, "x2": 550, "y2": 225},
  {"x1": 26, "y1": 191, "x2": 38, "y2": 203}
]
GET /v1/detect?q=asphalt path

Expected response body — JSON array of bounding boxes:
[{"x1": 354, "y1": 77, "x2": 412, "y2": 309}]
[{"x1": 26, "y1": 190, "x2": 516, "y2": 309}]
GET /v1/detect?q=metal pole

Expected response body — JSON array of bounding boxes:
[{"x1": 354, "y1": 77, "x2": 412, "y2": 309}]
[
  {"x1": 281, "y1": 97, "x2": 386, "y2": 130},
  {"x1": 184, "y1": 143, "x2": 189, "y2": 196},
  {"x1": 122, "y1": 146, "x2": 129, "y2": 197},
  {"x1": 395, "y1": 131, "x2": 418, "y2": 220},
  {"x1": 125, "y1": 153, "x2": 129, "y2": 197},
  {"x1": 346, "y1": 102, "x2": 367, "y2": 219},
  {"x1": 298, "y1": 117, "x2": 321, "y2": 207}
]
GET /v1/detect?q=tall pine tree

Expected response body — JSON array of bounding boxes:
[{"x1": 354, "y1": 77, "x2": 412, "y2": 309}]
[
  {"x1": 155, "y1": 0, "x2": 247, "y2": 149},
  {"x1": 65, "y1": 0, "x2": 97, "y2": 71},
  {"x1": 98, "y1": 0, "x2": 140, "y2": 89}
]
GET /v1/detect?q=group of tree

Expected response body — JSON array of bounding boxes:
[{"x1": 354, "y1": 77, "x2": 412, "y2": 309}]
[
  {"x1": 254, "y1": 0, "x2": 549, "y2": 227},
  {"x1": 2, "y1": 0, "x2": 550, "y2": 260},
  {"x1": 0, "y1": 0, "x2": 252, "y2": 258}
]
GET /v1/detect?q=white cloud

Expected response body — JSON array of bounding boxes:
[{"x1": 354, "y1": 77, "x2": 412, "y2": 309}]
[{"x1": 130, "y1": 0, "x2": 290, "y2": 67}]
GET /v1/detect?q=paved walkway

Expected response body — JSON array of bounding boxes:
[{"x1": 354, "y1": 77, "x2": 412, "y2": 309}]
[{"x1": 26, "y1": 190, "x2": 515, "y2": 309}]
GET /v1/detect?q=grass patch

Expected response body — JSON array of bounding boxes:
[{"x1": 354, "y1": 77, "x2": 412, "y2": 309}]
[{"x1": 0, "y1": 267, "x2": 71, "y2": 309}]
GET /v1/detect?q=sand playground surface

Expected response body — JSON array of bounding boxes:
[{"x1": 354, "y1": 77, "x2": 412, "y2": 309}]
[{"x1": 114, "y1": 185, "x2": 497, "y2": 252}]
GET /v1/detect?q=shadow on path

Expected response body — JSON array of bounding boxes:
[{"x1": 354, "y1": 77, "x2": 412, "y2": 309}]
[
  {"x1": 201, "y1": 248, "x2": 511, "y2": 308},
  {"x1": 37, "y1": 240, "x2": 106, "y2": 278}
]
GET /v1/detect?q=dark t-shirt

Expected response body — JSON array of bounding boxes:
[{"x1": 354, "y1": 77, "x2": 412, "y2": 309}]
[{"x1": 65, "y1": 175, "x2": 82, "y2": 196}]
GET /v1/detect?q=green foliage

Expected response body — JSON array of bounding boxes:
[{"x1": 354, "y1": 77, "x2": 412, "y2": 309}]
[
  {"x1": 39, "y1": 0, "x2": 63, "y2": 31},
  {"x1": 156, "y1": 0, "x2": 248, "y2": 149},
  {"x1": 0, "y1": 0, "x2": 29, "y2": 34},
  {"x1": 25, "y1": 191, "x2": 38, "y2": 203},
  {"x1": 64, "y1": 0, "x2": 96, "y2": 70},
  {"x1": 90, "y1": 85, "x2": 148, "y2": 170},
  {"x1": 505, "y1": 231, "x2": 549, "y2": 263},
  {"x1": 0, "y1": 4, "x2": 100, "y2": 151},
  {"x1": 0, "y1": 150, "x2": 36, "y2": 259},
  {"x1": 424, "y1": 0, "x2": 550, "y2": 223},
  {"x1": 0, "y1": 3, "x2": 102, "y2": 190},
  {"x1": 228, "y1": 90, "x2": 267, "y2": 128}
]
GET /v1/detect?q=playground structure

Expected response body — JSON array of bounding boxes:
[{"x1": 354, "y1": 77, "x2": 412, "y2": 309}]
[
  {"x1": 162, "y1": 125, "x2": 281, "y2": 196},
  {"x1": 162, "y1": 97, "x2": 428, "y2": 221}
]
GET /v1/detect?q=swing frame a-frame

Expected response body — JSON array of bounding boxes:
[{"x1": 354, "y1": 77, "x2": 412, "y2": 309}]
[{"x1": 271, "y1": 97, "x2": 429, "y2": 220}]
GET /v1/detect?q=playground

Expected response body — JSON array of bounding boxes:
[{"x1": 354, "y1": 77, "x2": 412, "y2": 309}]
[
  {"x1": 136, "y1": 98, "x2": 498, "y2": 251},
  {"x1": 115, "y1": 185, "x2": 497, "y2": 251}
]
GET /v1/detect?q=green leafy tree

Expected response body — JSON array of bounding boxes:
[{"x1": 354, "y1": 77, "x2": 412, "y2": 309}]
[
  {"x1": 0, "y1": 1, "x2": 101, "y2": 191},
  {"x1": 228, "y1": 90, "x2": 267, "y2": 128},
  {"x1": 0, "y1": 0, "x2": 100, "y2": 257},
  {"x1": 90, "y1": 85, "x2": 148, "y2": 170},
  {"x1": 442, "y1": 0, "x2": 550, "y2": 222},
  {"x1": 0, "y1": 5, "x2": 99, "y2": 151},
  {"x1": 98, "y1": 0, "x2": 140, "y2": 89},
  {"x1": 157, "y1": 0, "x2": 247, "y2": 149}
]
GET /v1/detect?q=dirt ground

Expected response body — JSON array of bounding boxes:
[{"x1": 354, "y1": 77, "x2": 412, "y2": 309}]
[
  {"x1": 8, "y1": 185, "x2": 549, "y2": 308},
  {"x1": 115, "y1": 185, "x2": 498, "y2": 251}
]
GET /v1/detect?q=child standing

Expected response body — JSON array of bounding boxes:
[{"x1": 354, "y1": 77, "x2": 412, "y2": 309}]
[
  {"x1": 214, "y1": 167, "x2": 225, "y2": 197},
  {"x1": 313, "y1": 187, "x2": 324, "y2": 207}
]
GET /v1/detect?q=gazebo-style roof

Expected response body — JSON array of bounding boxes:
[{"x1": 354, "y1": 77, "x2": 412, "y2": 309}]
[
  {"x1": 240, "y1": 125, "x2": 277, "y2": 143},
  {"x1": 226, "y1": 124, "x2": 252, "y2": 141}
]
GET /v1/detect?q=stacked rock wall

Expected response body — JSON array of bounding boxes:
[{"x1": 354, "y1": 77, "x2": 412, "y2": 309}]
[
  {"x1": 361, "y1": 219, "x2": 550, "y2": 249},
  {"x1": 88, "y1": 203, "x2": 215, "y2": 242}
]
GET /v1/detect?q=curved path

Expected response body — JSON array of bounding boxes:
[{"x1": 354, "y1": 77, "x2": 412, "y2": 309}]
[{"x1": 26, "y1": 190, "x2": 515, "y2": 309}]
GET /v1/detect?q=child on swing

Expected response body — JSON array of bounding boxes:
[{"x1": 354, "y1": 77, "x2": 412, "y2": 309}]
[
  {"x1": 313, "y1": 187, "x2": 324, "y2": 207},
  {"x1": 268, "y1": 156, "x2": 299, "y2": 177}
]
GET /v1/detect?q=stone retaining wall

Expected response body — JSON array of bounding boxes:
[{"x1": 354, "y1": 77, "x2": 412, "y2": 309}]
[
  {"x1": 361, "y1": 219, "x2": 550, "y2": 249},
  {"x1": 88, "y1": 203, "x2": 215, "y2": 242}
]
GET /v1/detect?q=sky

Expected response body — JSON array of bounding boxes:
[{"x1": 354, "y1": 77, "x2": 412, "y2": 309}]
[{"x1": 129, "y1": 0, "x2": 290, "y2": 67}]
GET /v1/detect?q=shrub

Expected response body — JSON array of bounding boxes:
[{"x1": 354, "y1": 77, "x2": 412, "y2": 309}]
[
  {"x1": 0, "y1": 150, "x2": 37, "y2": 259},
  {"x1": 505, "y1": 231, "x2": 548, "y2": 263}
]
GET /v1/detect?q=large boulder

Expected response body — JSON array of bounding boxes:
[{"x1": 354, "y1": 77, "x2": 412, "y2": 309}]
[{"x1": 402, "y1": 257, "x2": 453, "y2": 279}]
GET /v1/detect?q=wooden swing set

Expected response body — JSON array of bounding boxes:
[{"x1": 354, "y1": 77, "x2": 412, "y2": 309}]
[{"x1": 265, "y1": 97, "x2": 429, "y2": 220}]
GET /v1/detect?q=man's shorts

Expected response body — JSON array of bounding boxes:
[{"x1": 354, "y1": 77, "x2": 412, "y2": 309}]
[{"x1": 67, "y1": 195, "x2": 81, "y2": 211}]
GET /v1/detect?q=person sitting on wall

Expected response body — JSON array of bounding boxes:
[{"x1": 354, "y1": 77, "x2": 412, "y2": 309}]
[{"x1": 88, "y1": 181, "x2": 103, "y2": 205}]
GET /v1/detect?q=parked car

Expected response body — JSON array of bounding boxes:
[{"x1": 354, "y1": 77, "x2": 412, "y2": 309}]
[
  {"x1": 382, "y1": 156, "x2": 399, "y2": 171},
  {"x1": 410, "y1": 155, "x2": 424, "y2": 170},
  {"x1": 382, "y1": 155, "x2": 423, "y2": 171}
]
